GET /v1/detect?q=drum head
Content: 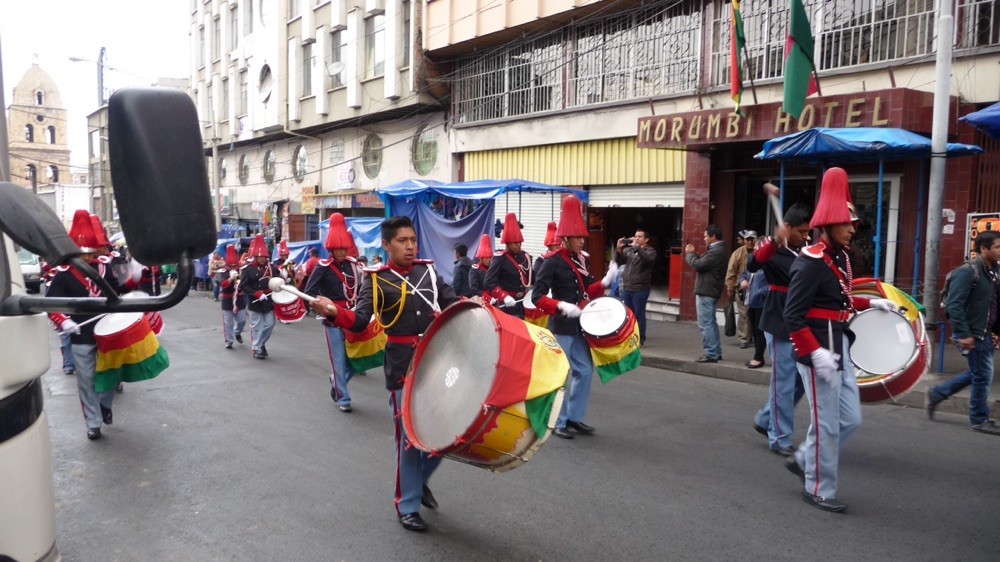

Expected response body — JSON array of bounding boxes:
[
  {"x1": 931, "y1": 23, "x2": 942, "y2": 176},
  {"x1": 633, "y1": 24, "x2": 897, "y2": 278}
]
[
  {"x1": 94, "y1": 312, "x2": 144, "y2": 336},
  {"x1": 408, "y1": 305, "x2": 501, "y2": 451},
  {"x1": 271, "y1": 290, "x2": 297, "y2": 304},
  {"x1": 579, "y1": 297, "x2": 627, "y2": 338},
  {"x1": 849, "y1": 309, "x2": 917, "y2": 376}
]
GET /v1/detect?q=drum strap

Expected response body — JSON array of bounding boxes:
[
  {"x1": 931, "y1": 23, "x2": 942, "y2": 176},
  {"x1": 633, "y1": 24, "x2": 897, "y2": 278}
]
[
  {"x1": 69, "y1": 266, "x2": 102, "y2": 297},
  {"x1": 819, "y1": 249, "x2": 854, "y2": 309},
  {"x1": 503, "y1": 251, "x2": 532, "y2": 288},
  {"x1": 388, "y1": 265, "x2": 441, "y2": 314},
  {"x1": 558, "y1": 252, "x2": 590, "y2": 304}
]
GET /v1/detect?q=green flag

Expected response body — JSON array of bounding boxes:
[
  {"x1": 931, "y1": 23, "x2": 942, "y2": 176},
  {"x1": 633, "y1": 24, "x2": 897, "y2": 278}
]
[
  {"x1": 783, "y1": 0, "x2": 818, "y2": 119},
  {"x1": 730, "y1": 1, "x2": 746, "y2": 114}
]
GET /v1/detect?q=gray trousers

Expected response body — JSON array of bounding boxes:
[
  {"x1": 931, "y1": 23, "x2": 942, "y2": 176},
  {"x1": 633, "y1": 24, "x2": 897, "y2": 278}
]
[
  {"x1": 72, "y1": 344, "x2": 114, "y2": 430},
  {"x1": 223, "y1": 308, "x2": 247, "y2": 344}
]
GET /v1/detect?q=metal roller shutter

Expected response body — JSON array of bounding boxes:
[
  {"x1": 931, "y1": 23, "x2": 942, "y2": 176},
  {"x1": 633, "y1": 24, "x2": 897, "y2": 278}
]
[
  {"x1": 588, "y1": 183, "x2": 685, "y2": 208},
  {"x1": 495, "y1": 191, "x2": 563, "y2": 259}
]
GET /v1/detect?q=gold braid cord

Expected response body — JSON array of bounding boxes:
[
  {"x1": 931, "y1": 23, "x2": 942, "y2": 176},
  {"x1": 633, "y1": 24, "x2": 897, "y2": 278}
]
[{"x1": 371, "y1": 273, "x2": 407, "y2": 330}]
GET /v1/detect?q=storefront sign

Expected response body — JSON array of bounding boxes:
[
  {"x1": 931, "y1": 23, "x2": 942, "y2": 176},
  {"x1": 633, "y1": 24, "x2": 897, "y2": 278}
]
[
  {"x1": 300, "y1": 186, "x2": 318, "y2": 215},
  {"x1": 967, "y1": 212, "x2": 1000, "y2": 259},
  {"x1": 637, "y1": 88, "x2": 935, "y2": 149},
  {"x1": 352, "y1": 193, "x2": 384, "y2": 209}
]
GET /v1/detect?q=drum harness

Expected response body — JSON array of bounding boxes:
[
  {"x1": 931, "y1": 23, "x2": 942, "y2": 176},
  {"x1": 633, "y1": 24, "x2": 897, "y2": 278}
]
[
  {"x1": 372, "y1": 265, "x2": 440, "y2": 335},
  {"x1": 806, "y1": 247, "x2": 855, "y2": 360},
  {"x1": 502, "y1": 251, "x2": 533, "y2": 300}
]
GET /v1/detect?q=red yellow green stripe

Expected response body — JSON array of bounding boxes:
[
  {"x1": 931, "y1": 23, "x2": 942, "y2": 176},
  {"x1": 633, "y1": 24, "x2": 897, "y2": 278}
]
[
  {"x1": 589, "y1": 322, "x2": 642, "y2": 383},
  {"x1": 345, "y1": 321, "x2": 387, "y2": 372}
]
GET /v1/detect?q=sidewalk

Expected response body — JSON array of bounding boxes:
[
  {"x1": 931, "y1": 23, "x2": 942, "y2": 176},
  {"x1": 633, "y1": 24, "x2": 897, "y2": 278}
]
[{"x1": 639, "y1": 318, "x2": 1000, "y2": 419}]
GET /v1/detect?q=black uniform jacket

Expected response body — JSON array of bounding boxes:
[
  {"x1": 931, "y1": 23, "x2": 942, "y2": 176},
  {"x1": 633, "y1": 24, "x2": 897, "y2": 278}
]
[
  {"x1": 332, "y1": 260, "x2": 459, "y2": 391},
  {"x1": 46, "y1": 262, "x2": 124, "y2": 345},
  {"x1": 746, "y1": 237, "x2": 801, "y2": 340},
  {"x1": 239, "y1": 261, "x2": 277, "y2": 313},
  {"x1": 304, "y1": 257, "x2": 360, "y2": 326},
  {"x1": 532, "y1": 249, "x2": 604, "y2": 336},
  {"x1": 484, "y1": 250, "x2": 532, "y2": 318},
  {"x1": 219, "y1": 276, "x2": 248, "y2": 312},
  {"x1": 469, "y1": 263, "x2": 489, "y2": 301}
]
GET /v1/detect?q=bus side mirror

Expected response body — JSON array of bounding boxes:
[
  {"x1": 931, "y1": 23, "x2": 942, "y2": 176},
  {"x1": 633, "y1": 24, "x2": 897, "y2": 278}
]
[{"x1": 108, "y1": 88, "x2": 216, "y2": 265}]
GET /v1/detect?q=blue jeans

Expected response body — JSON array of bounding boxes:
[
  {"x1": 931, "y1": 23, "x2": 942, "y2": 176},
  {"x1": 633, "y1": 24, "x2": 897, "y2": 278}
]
[
  {"x1": 324, "y1": 325, "x2": 354, "y2": 407},
  {"x1": 753, "y1": 332, "x2": 806, "y2": 450},
  {"x1": 695, "y1": 295, "x2": 722, "y2": 359},
  {"x1": 931, "y1": 337, "x2": 994, "y2": 425},
  {"x1": 389, "y1": 389, "x2": 441, "y2": 516},
  {"x1": 60, "y1": 333, "x2": 75, "y2": 373},
  {"x1": 621, "y1": 289, "x2": 651, "y2": 345},
  {"x1": 555, "y1": 332, "x2": 595, "y2": 429}
]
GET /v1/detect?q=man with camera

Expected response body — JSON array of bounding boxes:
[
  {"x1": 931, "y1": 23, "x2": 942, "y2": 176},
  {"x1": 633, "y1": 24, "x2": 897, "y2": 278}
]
[{"x1": 615, "y1": 230, "x2": 656, "y2": 346}]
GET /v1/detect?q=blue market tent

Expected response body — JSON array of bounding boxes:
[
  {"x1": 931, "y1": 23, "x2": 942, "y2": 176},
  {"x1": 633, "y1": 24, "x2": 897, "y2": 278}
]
[
  {"x1": 377, "y1": 179, "x2": 588, "y2": 283},
  {"x1": 755, "y1": 127, "x2": 983, "y2": 284},
  {"x1": 959, "y1": 101, "x2": 1000, "y2": 140},
  {"x1": 271, "y1": 239, "x2": 325, "y2": 265},
  {"x1": 316, "y1": 216, "x2": 387, "y2": 262}
]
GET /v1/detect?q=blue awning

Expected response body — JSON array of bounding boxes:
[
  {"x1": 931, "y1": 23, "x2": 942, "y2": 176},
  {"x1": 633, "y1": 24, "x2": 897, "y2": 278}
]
[
  {"x1": 959, "y1": 102, "x2": 1000, "y2": 141},
  {"x1": 754, "y1": 127, "x2": 983, "y2": 163},
  {"x1": 377, "y1": 178, "x2": 588, "y2": 202}
]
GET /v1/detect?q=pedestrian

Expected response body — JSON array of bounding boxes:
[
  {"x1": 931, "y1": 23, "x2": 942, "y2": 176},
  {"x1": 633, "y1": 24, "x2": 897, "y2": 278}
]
[
  {"x1": 747, "y1": 202, "x2": 812, "y2": 456},
  {"x1": 740, "y1": 261, "x2": 768, "y2": 369},
  {"x1": 485, "y1": 213, "x2": 533, "y2": 319},
  {"x1": 311, "y1": 216, "x2": 461, "y2": 532},
  {"x1": 45, "y1": 211, "x2": 124, "y2": 440},
  {"x1": 532, "y1": 195, "x2": 617, "y2": 440},
  {"x1": 209, "y1": 251, "x2": 226, "y2": 300},
  {"x1": 469, "y1": 234, "x2": 494, "y2": 301},
  {"x1": 685, "y1": 225, "x2": 729, "y2": 363},
  {"x1": 783, "y1": 167, "x2": 899, "y2": 512},
  {"x1": 220, "y1": 245, "x2": 247, "y2": 350},
  {"x1": 726, "y1": 230, "x2": 757, "y2": 349},
  {"x1": 926, "y1": 230, "x2": 1000, "y2": 435},
  {"x1": 239, "y1": 235, "x2": 278, "y2": 360},
  {"x1": 304, "y1": 213, "x2": 362, "y2": 413},
  {"x1": 452, "y1": 242, "x2": 473, "y2": 297},
  {"x1": 615, "y1": 229, "x2": 656, "y2": 346}
]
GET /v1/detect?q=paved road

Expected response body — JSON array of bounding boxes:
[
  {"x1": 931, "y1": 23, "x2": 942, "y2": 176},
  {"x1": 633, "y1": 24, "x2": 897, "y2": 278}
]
[{"x1": 42, "y1": 296, "x2": 999, "y2": 561}]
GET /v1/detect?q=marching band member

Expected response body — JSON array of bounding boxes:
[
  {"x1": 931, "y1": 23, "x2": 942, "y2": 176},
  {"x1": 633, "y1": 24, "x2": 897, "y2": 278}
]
[
  {"x1": 239, "y1": 235, "x2": 278, "y2": 360},
  {"x1": 533, "y1": 221, "x2": 561, "y2": 280},
  {"x1": 532, "y1": 196, "x2": 616, "y2": 439},
  {"x1": 783, "y1": 168, "x2": 898, "y2": 513},
  {"x1": 747, "y1": 203, "x2": 812, "y2": 456},
  {"x1": 45, "y1": 211, "x2": 125, "y2": 440},
  {"x1": 485, "y1": 213, "x2": 532, "y2": 319},
  {"x1": 221, "y1": 245, "x2": 247, "y2": 349},
  {"x1": 274, "y1": 240, "x2": 297, "y2": 286},
  {"x1": 310, "y1": 216, "x2": 461, "y2": 532},
  {"x1": 469, "y1": 234, "x2": 494, "y2": 302},
  {"x1": 304, "y1": 213, "x2": 361, "y2": 412}
]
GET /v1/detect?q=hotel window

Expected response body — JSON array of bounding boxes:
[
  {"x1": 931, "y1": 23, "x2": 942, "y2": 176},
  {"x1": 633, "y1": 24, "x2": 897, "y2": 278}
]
[
  {"x1": 365, "y1": 14, "x2": 385, "y2": 79},
  {"x1": 302, "y1": 43, "x2": 314, "y2": 97}
]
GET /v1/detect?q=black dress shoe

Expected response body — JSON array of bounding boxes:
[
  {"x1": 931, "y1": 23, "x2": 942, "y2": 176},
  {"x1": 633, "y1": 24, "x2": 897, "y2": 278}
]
[
  {"x1": 772, "y1": 445, "x2": 795, "y2": 457},
  {"x1": 235, "y1": 334, "x2": 243, "y2": 344},
  {"x1": 802, "y1": 491, "x2": 847, "y2": 513},
  {"x1": 254, "y1": 352, "x2": 266, "y2": 360},
  {"x1": 398, "y1": 513, "x2": 428, "y2": 532},
  {"x1": 87, "y1": 428, "x2": 102, "y2": 440},
  {"x1": 566, "y1": 421, "x2": 595, "y2": 434},
  {"x1": 338, "y1": 405, "x2": 353, "y2": 413},
  {"x1": 695, "y1": 355, "x2": 720, "y2": 363},
  {"x1": 261, "y1": 345, "x2": 268, "y2": 356},
  {"x1": 552, "y1": 427, "x2": 574, "y2": 439},
  {"x1": 785, "y1": 457, "x2": 805, "y2": 483},
  {"x1": 752, "y1": 423, "x2": 768, "y2": 437},
  {"x1": 225, "y1": 342, "x2": 233, "y2": 349},
  {"x1": 101, "y1": 406, "x2": 113, "y2": 425},
  {"x1": 421, "y1": 485, "x2": 438, "y2": 509}
]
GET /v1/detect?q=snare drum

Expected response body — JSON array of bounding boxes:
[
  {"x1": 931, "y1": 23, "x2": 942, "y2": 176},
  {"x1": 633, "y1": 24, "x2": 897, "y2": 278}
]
[
  {"x1": 848, "y1": 308, "x2": 923, "y2": 402},
  {"x1": 271, "y1": 290, "x2": 306, "y2": 323},
  {"x1": 93, "y1": 312, "x2": 170, "y2": 393},
  {"x1": 402, "y1": 301, "x2": 568, "y2": 473},
  {"x1": 122, "y1": 290, "x2": 164, "y2": 335},
  {"x1": 580, "y1": 297, "x2": 642, "y2": 383},
  {"x1": 522, "y1": 289, "x2": 549, "y2": 329}
]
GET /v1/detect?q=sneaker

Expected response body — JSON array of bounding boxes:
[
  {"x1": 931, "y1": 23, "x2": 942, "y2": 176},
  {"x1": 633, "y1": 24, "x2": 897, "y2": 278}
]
[
  {"x1": 63, "y1": 369, "x2": 75, "y2": 376},
  {"x1": 225, "y1": 342, "x2": 233, "y2": 349},
  {"x1": 925, "y1": 390, "x2": 944, "y2": 420},
  {"x1": 971, "y1": 420, "x2": 1000, "y2": 435},
  {"x1": 339, "y1": 405, "x2": 353, "y2": 413}
]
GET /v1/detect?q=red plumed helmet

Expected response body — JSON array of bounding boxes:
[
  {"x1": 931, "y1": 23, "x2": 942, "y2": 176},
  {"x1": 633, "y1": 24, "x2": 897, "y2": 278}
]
[
  {"x1": 555, "y1": 195, "x2": 588, "y2": 238},
  {"x1": 543, "y1": 221, "x2": 559, "y2": 246},
  {"x1": 248, "y1": 234, "x2": 269, "y2": 258},
  {"x1": 500, "y1": 213, "x2": 524, "y2": 244},
  {"x1": 278, "y1": 239, "x2": 290, "y2": 257},
  {"x1": 810, "y1": 167, "x2": 859, "y2": 229},
  {"x1": 225, "y1": 244, "x2": 239, "y2": 267},
  {"x1": 89, "y1": 214, "x2": 110, "y2": 247},
  {"x1": 475, "y1": 234, "x2": 494, "y2": 259},
  {"x1": 325, "y1": 213, "x2": 354, "y2": 251},
  {"x1": 68, "y1": 209, "x2": 101, "y2": 252}
]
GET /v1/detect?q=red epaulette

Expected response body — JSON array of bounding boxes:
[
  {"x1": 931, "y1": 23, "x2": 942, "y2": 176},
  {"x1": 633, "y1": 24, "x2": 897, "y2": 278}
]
[
  {"x1": 542, "y1": 249, "x2": 559, "y2": 259},
  {"x1": 493, "y1": 251, "x2": 504, "y2": 257},
  {"x1": 413, "y1": 259, "x2": 434, "y2": 265},
  {"x1": 471, "y1": 263, "x2": 483, "y2": 271},
  {"x1": 801, "y1": 241, "x2": 827, "y2": 259},
  {"x1": 318, "y1": 258, "x2": 334, "y2": 267},
  {"x1": 97, "y1": 255, "x2": 112, "y2": 264},
  {"x1": 367, "y1": 264, "x2": 393, "y2": 274},
  {"x1": 55, "y1": 265, "x2": 71, "y2": 272}
]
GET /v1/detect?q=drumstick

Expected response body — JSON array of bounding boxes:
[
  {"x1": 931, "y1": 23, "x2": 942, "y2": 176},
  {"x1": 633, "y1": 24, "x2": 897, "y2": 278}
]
[
  {"x1": 268, "y1": 278, "x2": 336, "y2": 311},
  {"x1": 58, "y1": 313, "x2": 108, "y2": 336},
  {"x1": 763, "y1": 182, "x2": 783, "y2": 227}
]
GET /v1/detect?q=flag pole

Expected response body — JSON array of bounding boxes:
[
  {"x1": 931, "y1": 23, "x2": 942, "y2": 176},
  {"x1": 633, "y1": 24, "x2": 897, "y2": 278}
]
[{"x1": 742, "y1": 50, "x2": 759, "y2": 105}]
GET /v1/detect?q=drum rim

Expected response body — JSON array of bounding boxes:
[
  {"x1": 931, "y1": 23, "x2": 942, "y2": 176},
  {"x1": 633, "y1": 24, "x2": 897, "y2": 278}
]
[
  {"x1": 93, "y1": 312, "x2": 144, "y2": 335},
  {"x1": 270, "y1": 290, "x2": 299, "y2": 304},
  {"x1": 849, "y1": 308, "x2": 920, "y2": 377},
  {"x1": 580, "y1": 296, "x2": 629, "y2": 338}
]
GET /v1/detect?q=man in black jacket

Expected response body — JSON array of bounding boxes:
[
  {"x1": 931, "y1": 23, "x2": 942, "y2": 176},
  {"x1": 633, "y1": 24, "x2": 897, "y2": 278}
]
[
  {"x1": 452, "y1": 242, "x2": 473, "y2": 297},
  {"x1": 685, "y1": 225, "x2": 729, "y2": 362},
  {"x1": 616, "y1": 229, "x2": 656, "y2": 346}
]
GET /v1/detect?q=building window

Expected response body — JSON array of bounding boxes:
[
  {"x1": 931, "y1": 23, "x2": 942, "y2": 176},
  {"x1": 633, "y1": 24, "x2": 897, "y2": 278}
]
[
  {"x1": 411, "y1": 126, "x2": 437, "y2": 176},
  {"x1": 219, "y1": 159, "x2": 227, "y2": 182},
  {"x1": 362, "y1": 134, "x2": 383, "y2": 179},
  {"x1": 259, "y1": 64, "x2": 273, "y2": 102},
  {"x1": 207, "y1": 82, "x2": 214, "y2": 119},
  {"x1": 288, "y1": 0, "x2": 300, "y2": 20},
  {"x1": 25, "y1": 124, "x2": 34, "y2": 142},
  {"x1": 238, "y1": 69, "x2": 249, "y2": 116},
  {"x1": 47, "y1": 126, "x2": 56, "y2": 144},
  {"x1": 198, "y1": 25, "x2": 206, "y2": 66},
  {"x1": 262, "y1": 150, "x2": 276, "y2": 183},
  {"x1": 35, "y1": 91, "x2": 44, "y2": 105},
  {"x1": 245, "y1": 0, "x2": 254, "y2": 35},
  {"x1": 365, "y1": 14, "x2": 385, "y2": 79},
  {"x1": 230, "y1": 6, "x2": 239, "y2": 51},
  {"x1": 302, "y1": 43, "x2": 313, "y2": 97},
  {"x1": 328, "y1": 140, "x2": 345, "y2": 164},
  {"x1": 221, "y1": 77, "x2": 230, "y2": 118},
  {"x1": 213, "y1": 16, "x2": 221, "y2": 60},
  {"x1": 293, "y1": 145, "x2": 308, "y2": 182},
  {"x1": 26, "y1": 165, "x2": 37, "y2": 189},
  {"x1": 402, "y1": 0, "x2": 411, "y2": 68},
  {"x1": 329, "y1": 31, "x2": 344, "y2": 88},
  {"x1": 238, "y1": 154, "x2": 250, "y2": 185},
  {"x1": 46, "y1": 165, "x2": 59, "y2": 183}
]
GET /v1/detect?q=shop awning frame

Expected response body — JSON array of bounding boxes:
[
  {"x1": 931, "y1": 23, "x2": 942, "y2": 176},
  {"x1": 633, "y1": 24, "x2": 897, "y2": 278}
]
[{"x1": 959, "y1": 101, "x2": 1000, "y2": 141}]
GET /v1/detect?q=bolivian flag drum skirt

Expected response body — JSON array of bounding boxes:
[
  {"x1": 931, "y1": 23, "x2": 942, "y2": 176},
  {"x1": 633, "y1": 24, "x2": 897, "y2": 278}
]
[
  {"x1": 402, "y1": 301, "x2": 569, "y2": 473},
  {"x1": 580, "y1": 297, "x2": 642, "y2": 383},
  {"x1": 344, "y1": 319, "x2": 387, "y2": 372},
  {"x1": 93, "y1": 312, "x2": 170, "y2": 393}
]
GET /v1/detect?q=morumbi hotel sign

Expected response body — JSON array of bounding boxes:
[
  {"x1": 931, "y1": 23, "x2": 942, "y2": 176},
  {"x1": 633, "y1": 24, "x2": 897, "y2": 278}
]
[{"x1": 636, "y1": 88, "x2": 936, "y2": 149}]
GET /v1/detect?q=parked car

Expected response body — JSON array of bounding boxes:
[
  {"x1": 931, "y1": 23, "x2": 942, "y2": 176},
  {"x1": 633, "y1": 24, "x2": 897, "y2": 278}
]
[{"x1": 17, "y1": 247, "x2": 42, "y2": 293}]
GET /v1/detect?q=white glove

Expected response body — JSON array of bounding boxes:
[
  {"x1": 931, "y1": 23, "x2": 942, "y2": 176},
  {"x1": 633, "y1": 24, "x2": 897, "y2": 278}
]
[
  {"x1": 229, "y1": 270, "x2": 238, "y2": 279},
  {"x1": 601, "y1": 261, "x2": 619, "y2": 289},
  {"x1": 557, "y1": 301, "x2": 583, "y2": 318},
  {"x1": 869, "y1": 298, "x2": 899, "y2": 312},
  {"x1": 60, "y1": 319, "x2": 81, "y2": 335},
  {"x1": 809, "y1": 348, "x2": 841, "y2": 387},
  {"x1": 502, "y1": 295, "x2": 517, "y2": 307}
]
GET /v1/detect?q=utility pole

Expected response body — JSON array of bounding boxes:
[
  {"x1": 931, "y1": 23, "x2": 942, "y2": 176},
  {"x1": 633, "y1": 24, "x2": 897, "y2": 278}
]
[
  {"x1": 921, "y1": 1, "x2": 955, "y2": 324},
  {"x1": 0, "y1": 40, "x2": 11, "y2": 183},
  {"x1": 210, "y1": 96, "x2": 222, "y2": 233}
]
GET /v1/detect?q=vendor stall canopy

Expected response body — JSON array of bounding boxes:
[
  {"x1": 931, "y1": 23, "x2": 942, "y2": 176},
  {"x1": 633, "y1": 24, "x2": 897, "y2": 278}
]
[
  {"x1": 959, "y1": 102, "x2": 1000, "y2": 141},
  {"x1": 754, "y1": 127, "x2": 983, "y2": 164}
]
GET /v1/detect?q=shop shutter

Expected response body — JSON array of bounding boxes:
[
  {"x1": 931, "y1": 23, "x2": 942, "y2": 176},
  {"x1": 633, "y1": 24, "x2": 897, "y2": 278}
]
[{"x1": 587, "y1": 183, "x2": 685, "y2": 208}]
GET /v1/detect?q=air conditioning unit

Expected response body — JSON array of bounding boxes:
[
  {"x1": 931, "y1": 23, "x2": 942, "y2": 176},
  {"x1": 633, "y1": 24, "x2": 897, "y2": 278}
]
[{"x1": 365, "y1": 0, "x2": 385, "y2": 17}]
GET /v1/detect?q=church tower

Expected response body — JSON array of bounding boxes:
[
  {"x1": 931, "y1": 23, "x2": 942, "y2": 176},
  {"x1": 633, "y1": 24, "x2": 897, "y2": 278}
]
[{"x1": 6, "y1": 63, "x2": 71, "y2": 192}]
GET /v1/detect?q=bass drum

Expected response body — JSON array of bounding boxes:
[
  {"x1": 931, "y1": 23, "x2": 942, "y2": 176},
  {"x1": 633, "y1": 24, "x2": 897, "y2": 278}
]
[{"x1": 402, "y1": 301, "x2": 568, "y2": 473}]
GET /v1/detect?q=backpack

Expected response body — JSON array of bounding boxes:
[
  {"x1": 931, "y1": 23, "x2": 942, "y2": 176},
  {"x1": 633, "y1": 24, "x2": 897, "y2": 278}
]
[{"x1": 940, "y1": 260, "x2": 980, "y2": 319}]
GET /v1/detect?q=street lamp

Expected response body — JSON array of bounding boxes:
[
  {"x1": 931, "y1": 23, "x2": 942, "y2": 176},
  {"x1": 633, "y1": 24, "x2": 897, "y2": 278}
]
[{"x1": 69, "y1": 47, "x2": 108, "y2": 106}]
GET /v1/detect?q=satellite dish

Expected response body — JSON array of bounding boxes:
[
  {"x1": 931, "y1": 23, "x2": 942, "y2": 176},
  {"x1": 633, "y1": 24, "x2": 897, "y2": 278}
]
[{"x1": 326, "y1": 62, "x2": 344, "y2": 76}]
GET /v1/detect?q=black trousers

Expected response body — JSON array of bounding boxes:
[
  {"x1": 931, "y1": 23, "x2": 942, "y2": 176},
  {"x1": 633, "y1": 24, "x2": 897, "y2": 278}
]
[{"x1": 748, "y1": 306, "x2": 767, "y2": 362}]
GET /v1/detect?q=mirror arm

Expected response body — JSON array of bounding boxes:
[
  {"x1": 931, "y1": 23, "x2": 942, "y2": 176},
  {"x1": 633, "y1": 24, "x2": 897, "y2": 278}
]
[
  {"x1": 70, "y1": 257, "x2": 122, "y2": 304},
  {"x1": 0, "y1": 251, "x2": 195, "y2": 316}
]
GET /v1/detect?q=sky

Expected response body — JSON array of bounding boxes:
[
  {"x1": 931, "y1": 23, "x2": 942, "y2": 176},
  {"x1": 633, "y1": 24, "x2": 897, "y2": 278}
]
[{"x1": 2, "y1": 1, "x2": 191, "y2": 170}]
